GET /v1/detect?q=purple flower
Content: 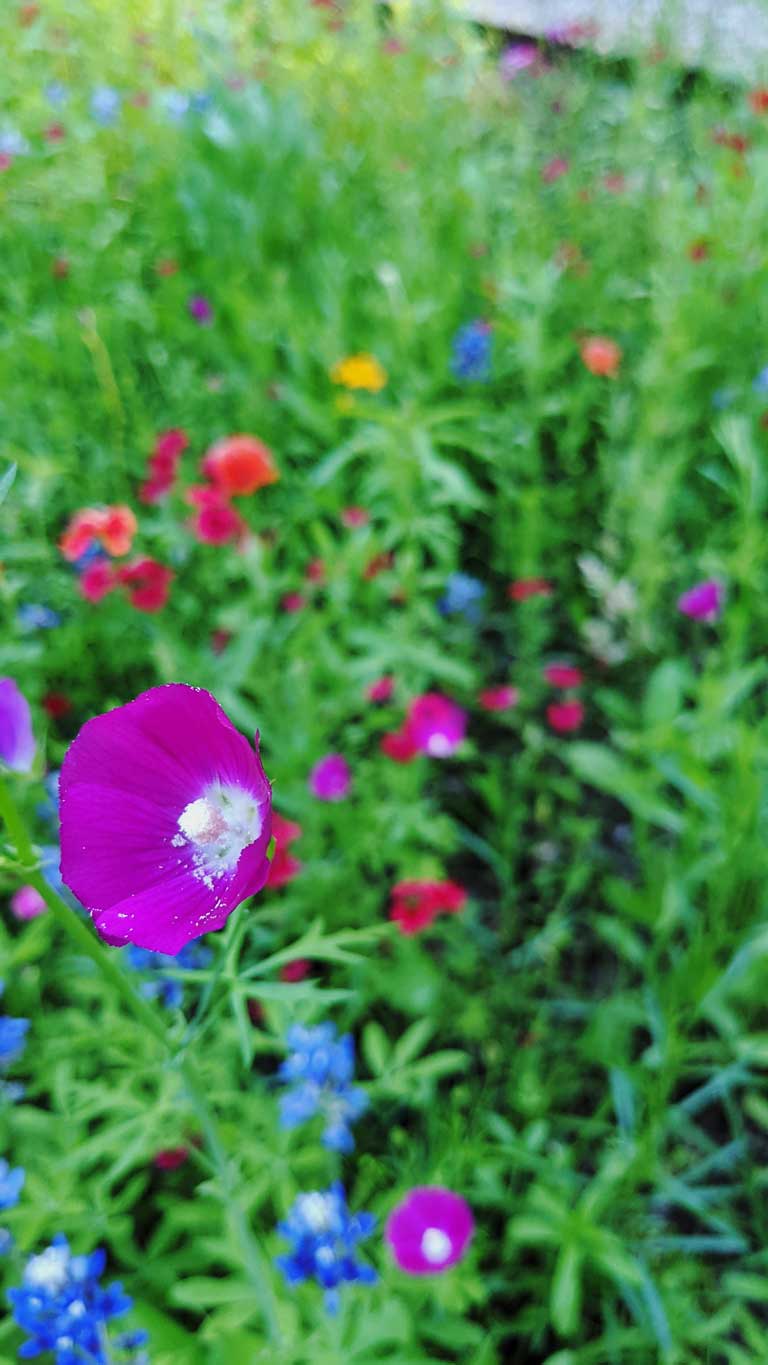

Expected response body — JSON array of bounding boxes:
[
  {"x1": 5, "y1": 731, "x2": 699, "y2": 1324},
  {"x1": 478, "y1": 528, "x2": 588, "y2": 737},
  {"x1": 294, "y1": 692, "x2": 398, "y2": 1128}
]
[
  {"x1": 309, "y1": 754, "x2": 351, "y2": 802},
  {"x1": 406, "y1": 693, "x2": 467, "y2": 758},
  {"x1": 59, "y1": 685, "x2": 272, "y2": 954},
  {"x1": 499, "y1": 42, "x2": 540, "y2": 79},
  {"x1": 385, "y1": 1186, "x2": 474, "y2": 1275},
  {"x1": 189, "y1": 294, "x2": 213, "y2": 325},
  {"x1": 677, "y1": 579, "x2": 724, "y2": 623},
  {"x1": 0, "y1": 679, "x2": 35, "y2": 773}
]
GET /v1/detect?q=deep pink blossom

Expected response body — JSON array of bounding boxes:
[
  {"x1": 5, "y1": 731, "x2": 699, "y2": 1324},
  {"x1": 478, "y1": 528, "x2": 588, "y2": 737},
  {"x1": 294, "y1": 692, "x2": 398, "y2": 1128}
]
[
  {"x1": 189, "y1": 294, "x2": 213, "y2": 324},
  {"x1": 389, "y1": 880, "x2": 467, "y2": 935},
  {"x1": 10, "y1": 885, "x2": 47, "y2": 920},
  {"x1": 366, "y1": 676, "x2": 394, "y2": 703},
  {"x1": 79, "y1": 561, "x2": 118, "y2": 603},
  {"x1": 59, "y1": 685, "x2": 272, "y2": 953},
  {"x1": 279, "y1": 958, "x2": 311, "y2": 982},
  {"x1": 380, "y1": 729, "x2": 418, "y2": 763},
  {"x1": 478, "y1": 685, "x2": 519, "y2": 712},
  {"x1": 386, "y1": 1187, "x2": 474, "y2": 1275},
  {"x1": 267, "y1": 813, "x2": 303, "y2": 888},
  {"x1": 547, "y1": 699, "x2": 584, "y2": 733},
  {"x1": 677, "y1": 579, "x2": 724, "y2": 622},
  {"x1": 0, "y1": 679, "x2": 35, "y2": 772},
  {"x1": 309, "y1": 753, "x2": 351, "y2": 801},
  {"x1": 544, "y1": 663, "x2": 583, "y2": 689},
  {"x1": 406, "y1": 693, "x2": 466, "y2": 758}
]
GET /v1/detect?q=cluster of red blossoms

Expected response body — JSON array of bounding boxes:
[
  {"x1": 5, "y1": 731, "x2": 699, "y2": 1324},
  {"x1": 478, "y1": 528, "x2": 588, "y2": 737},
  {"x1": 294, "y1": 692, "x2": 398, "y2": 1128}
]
[
  {"x1": 59, "y1": 505, "x2": 174, "y2": 613},
  {"x1": 389, "y1": 879, "x2": 467, "y2": 935},
  {"x1": 187, "y1": 435, "x2": 279, "y2": 545},
  {"x1": 140, "y1": 428, "x2": 189, "y2": 504},
  {"x1": 266, "y1": 813, "x2": 303, "y2": 889}
]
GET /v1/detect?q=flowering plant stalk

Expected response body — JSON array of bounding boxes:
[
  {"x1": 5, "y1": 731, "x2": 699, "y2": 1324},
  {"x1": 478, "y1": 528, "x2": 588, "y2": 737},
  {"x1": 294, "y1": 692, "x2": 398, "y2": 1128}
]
[{"x1": 0, "y1": 770, "x2": 281, "y2": 1346}]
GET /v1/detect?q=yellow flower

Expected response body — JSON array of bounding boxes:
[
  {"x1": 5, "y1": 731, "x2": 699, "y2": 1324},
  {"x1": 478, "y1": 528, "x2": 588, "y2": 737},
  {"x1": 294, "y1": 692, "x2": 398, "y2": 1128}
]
[{"x1": 330, "y1": 353, "x2": 387, "y2": 392}]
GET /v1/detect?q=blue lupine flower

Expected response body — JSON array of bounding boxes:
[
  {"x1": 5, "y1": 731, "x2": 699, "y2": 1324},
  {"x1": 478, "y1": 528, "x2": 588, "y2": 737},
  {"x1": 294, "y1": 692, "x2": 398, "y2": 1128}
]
[
  {"x1": 754, "y1": 365, "x2": 768, "y2": 394},
  {"x1": 0, "y1": 997, "x2": 29, "y2": 1070},
  {"x1": 125, "y1": 943, "x2": 212, "y2": 1009},
  {"x1": 0, "y1": 1159, "x2": 24, "y2": 1211},
  {"x1": 450, "y1": 320, "x2": 492, "y2": 381},
  {"x1": 276, "y1": 1183, "x2": 376, "y2": 1314},
  {"x1": 278, "y1": 1023, "x2": 369, "y2": 1153},
  {"x1": 45, "y1": 81, "x2": 69, "y2": 108},
  {"x1": 90, "y1": 86, "x2": 121, "y2": 126},
  {"x1": 8, "y1": 1234, "x2": 143, "y2": 1365},
  {"x1": 437, "y1": 572, "x2": 486, "y2": 623},
  {"x1": 17, "y1": 603, "x2": 62, "y2": 631}
]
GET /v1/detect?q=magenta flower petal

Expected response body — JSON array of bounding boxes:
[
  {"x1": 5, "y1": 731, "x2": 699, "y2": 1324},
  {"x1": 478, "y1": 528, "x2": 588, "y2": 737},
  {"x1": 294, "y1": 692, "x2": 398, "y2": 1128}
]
[
  {"x1": 677, "y1": 579, "x2": 724, "y2": 623},
  {"x1": 0, "y1": 678, "x2": 35, "y2": 773},
  {"x1": 309, "y1": 753, "x2": 351, "y2": 802},
  {"x1": 59, "y1": 685, "x2": 272, "y2": 953},
  {"x1": 406, "y1": 693, "x2": 467, "y2": 758},
  {"x1": 386, "y1": 1187, "x2": 474, "y2": 1275}
]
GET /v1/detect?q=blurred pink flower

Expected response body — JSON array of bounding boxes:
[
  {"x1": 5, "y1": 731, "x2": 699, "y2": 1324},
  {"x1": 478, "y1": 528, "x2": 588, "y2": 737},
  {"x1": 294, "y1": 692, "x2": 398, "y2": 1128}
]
[
  {"x1": 10, "y1": 885, "x2": 46, "y2": 920},
  {"x1": 386, "y1": 1187, "x2": 474, "y2": 1275},
  {"x1": 544, "y1": 663, "x2": 583, "y2": 688},
  {"x1": 309, "y1": 753, "x2": 351, "y2": 801},
  {"x1": 677, "y1": 579, "x2": 724, "y2": 622},
  {"x1": 478, "y1": 685, "x2": 519, "y2": 712},
  {"x1": 547, "y1": 700, "x2": 584, "y2": 733}
]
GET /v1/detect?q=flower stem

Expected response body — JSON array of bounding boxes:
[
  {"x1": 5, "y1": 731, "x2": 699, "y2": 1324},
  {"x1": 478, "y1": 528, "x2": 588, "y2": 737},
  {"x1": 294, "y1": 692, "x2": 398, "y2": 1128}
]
[{"x1": 0, "y1": 771, "x2": 281, "y2": 1346}]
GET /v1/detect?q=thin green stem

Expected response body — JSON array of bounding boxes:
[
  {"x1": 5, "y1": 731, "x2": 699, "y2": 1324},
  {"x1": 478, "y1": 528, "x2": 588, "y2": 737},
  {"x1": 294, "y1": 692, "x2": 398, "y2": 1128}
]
[{"x1": 0, "y1": 770, "x2": 281, "y2": 1346}]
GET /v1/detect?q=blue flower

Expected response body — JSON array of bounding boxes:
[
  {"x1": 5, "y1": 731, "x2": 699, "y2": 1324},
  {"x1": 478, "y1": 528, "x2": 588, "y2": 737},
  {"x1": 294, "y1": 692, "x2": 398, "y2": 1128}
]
[
  {"x1": 437, "y1": 572, "x2": 486, "y2": 622},
  {"x1": 160, "y1": 90, "x2": 191, "y2": 123},
  {"x1": 90, "y1": 86, "x2": 121, "y2": 127},
  {"x1": 7, "y1": 1234, "x2": 142, "y2": 1365},
  {"x1": 0, "y1": 1159, "x2": 24, "y2": 1211},
  {"x1": 276, "y1": 1183, "x2": 376, "y2": 1314},
  {"x1": 17, "y1": 604, "x2": 62, "y2": 632},
  {"x1": 278, "y1": 1023, "x2": 368, "y2": 1153},
  {"x1": 0, "y1": 1011, "x2": 29, "y2": 1071},
  {"x1": 125, "y1": 942, "x2": 212, "y2": 1010},
  {"x1": 450, "y1": 320, "x2": 492, "y2": 381},
  {"x1": 45, "y1": 82, "x2": 69, "y2": 108},
  {"x1": 754, "y1": 365, "x2": 768, "y2": 394},
  {"x1": 0, "y1": 128, "x2": 29, "y2": 158}
]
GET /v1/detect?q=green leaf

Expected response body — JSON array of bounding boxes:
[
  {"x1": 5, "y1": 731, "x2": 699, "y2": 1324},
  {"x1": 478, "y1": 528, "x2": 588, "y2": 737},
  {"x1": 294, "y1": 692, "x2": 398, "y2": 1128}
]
[
  {"x1": 0, "y1": 463, "x2": 16, "y2": 507},
  {"x1": 362, "y1": 1020, "x2": 391, "y2": 1075},
  {"x1": 551, "y1": 1243, "x2": 583, "y2": 1336}
]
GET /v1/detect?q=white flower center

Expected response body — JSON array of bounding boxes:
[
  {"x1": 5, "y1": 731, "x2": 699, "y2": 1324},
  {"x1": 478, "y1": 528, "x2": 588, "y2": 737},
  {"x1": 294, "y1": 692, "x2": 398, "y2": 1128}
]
[
  {"x1": 421, "y1": 1227, "x2": 452, "y2": 1264},
  {"x1": 297, "y1": 1192, "x2": 334, "y2": 1233},
  {"x1": 173, "y1": 783, "x2": 262, "y2": 889},
  {"x1": 427, "y1": 734, "x2": 452, "y2": 757},
  {"x1": 25, "y1": 1245, "x2": 70, "y2": 1293}
]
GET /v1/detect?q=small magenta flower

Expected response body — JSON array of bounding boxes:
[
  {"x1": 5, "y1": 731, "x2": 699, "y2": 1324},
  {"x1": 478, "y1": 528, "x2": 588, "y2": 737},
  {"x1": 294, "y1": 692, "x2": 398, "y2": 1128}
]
[
  {"x1": 59, "y1": 685, "x2": 272, "y2": 953},
  {"x1": 0, "y1": 679, "x2": 35, "y2": 773},
  {"x1": 406, "y1": 694, "x2": 466, "y2": 758},
  {"x1": 10, "y1": 886, "x2": 46, "y2": 921},
  {"x1": 189, "y1": 294, "x2": 213, "y2": 325},
  {"x1": 677, "y1": 579, "x2": 724, "y2": 623},
  {"x1": 386, "y1": 1187, "x2": 474, "y2": 1275},
  {"x1": 309, "y1": 754, "x2": 351, "y2": 801}
]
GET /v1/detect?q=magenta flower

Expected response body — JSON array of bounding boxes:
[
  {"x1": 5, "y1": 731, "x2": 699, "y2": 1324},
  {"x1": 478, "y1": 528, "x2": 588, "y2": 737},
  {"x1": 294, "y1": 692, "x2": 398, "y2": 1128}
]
[
  {"x1": 406, "y1": 693, "x2": 466, "y2": 758},
  {"x1": 309, "y1": 754, "x2": 351, "y2": 802},
  {"x1": 0, "y1": 679, "x2": 35, "y2": 773},
  {"x1": 59, "y1": 685, "x2": 272, "y2": 953},
  {"x1": 10, "y1": 886, "x2": 47, "y2": 921},
  {"x1": 677, "y1": 579, "x2": 724, "y2": 623},
  {"x1": 188, "y1": 294, "x2": 213, "y2": 325},
  {"x1": 386, "y1": 1187, "x2": 474, "y2": 1276}
]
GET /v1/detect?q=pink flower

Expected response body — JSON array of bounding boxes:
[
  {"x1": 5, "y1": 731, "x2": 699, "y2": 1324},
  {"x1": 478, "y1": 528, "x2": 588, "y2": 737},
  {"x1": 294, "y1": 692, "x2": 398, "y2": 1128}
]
[
  {"x1": 153, "y1": 1147, "x2": 189, "y2": 1171},
  {"x1": 478, "y1": 685, "x2": 518, "y2": 712},
  {"x1": 309, "y1": 753, "x2": 351, "y2": 801},
  {"x1": 59, "y1": 685, "x2": 273, "y2": 953},
  {"x1": 187, "y1": 485, "x2": 244, "y2": 545},
  {"x1": 188, "y1": 294, "x2": 213, "y2": 324},
  {"x1": 267, "y1": 813, "x2": 303, "y2": 889},
  {"x1": 380, "y1": 729, "x2": 418, "y2": 763},
  {"x1": 677, "y1": 579, "x2": 724, "y2": 623},
  {"x1": 0, "y1": 678, "x2": 35, "y2": 772},
  {"x1": 279, "y1": 958, "x2": 311, "y2": 983},
  {"x1": 386, "y1": 1187, "x2": 474, "y2": 1275},
  {"x1": 542, "y1": 157, "x2": 569, "y2": 183},
  {"x1": 79, "y1": 561, "x2": 117, "y2": 603},
  {"x1": 499, "y1": 42, "x2": 541, "y2": 79},
  {"x1": 366, "y1": 676, "x2": 394, "y2": 703},
  {"x1": 280, "y1": 592, "x2": 306, "y2": 614},
  {"x1": 116, "y1": 558, "x2": 173, "y2": 613},
  {"x1": 547, "y1": 699, "x2": 584, "y2": 733},
  {"x1": 406, "y1": 693, "x2": 466, "y2": 758},
  {"x1": 544, "y1": 663, "x2": 583, "y2": 688},
  {"x1": 140, "y1": 428, "x2": 188, "y2": 504},
  {"x1": 389, "y1": 880, "x2": 467, "y2": 935},
  {"x1": 341, "y1": 505, "x2": 369, "y2": 528},
  {"x1": 10, "y1": 885, "x2": 47, "y2": 920}
]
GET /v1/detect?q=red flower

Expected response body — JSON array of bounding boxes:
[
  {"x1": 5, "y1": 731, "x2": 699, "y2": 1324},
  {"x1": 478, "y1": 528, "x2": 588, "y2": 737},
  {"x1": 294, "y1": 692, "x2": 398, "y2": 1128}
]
[
  {"x1": 140, "y1": 428, "x2": 188, "y2": 504},
  {"x1": 155, "y1": 258, "x2": 179, "y2": 276},
  {"x1": 380, "y1": 728, "x2": 418, "y2": 763},
  {"x1": 60, "y1": 509, "x2": 108, "y2": 562},
  {"x1": 187, "y1": 485, "x2": 244, "y2": 545},
  {"x1": 478, "y1": 684, "x2": 519, "y2": 711},
  {"x1": 688, "y1": 239, "x2": 709, "y2": 262},
  {"x1": 579, "y1": 336, "x2": 622, "y2": 377},
  {"x1": 116, "y1": 558, "x2": 173, "y2": 612},
  {"x1": 542, "y1": 156, "x2": 569, "y2": 183},
  {"x1": 363, "y1": 551, "x2": 395, "y2": 580},
  {"x1": 202, "y1": 434, "x2": 279, "y2": 496},
  {"x1": 101, "y1": 506, "x2": 138, "y2": 557},
  {"x1": 153, "y1": 1147, "x2": 188, "y2": 1171},
  {"x1": 44, "y1": 122, "x2": 66, "y2": 141},
  {"x1": 281, "y1": 592, "x2": 306, "y2": 613},
  {"x1": 305, "y1": 557, "x2": 326, "y2": 584},
  {"x1": 210, "y1": 629, "x2": 232, "y2": 655},
  {"x1": 79, "y1": 561, "x2": 118, "y2": 603},
  {"x1": 366, "y1": 675, "x2": 394, "y2": 703},
  {"x1": 547, "y1": 699, "x2": 584, "y2": 733},
  {"x1": 267, "y1": 813, "x2": 303, "y2": 889},
  {"x1": 279, "y1": 958, "x2": 311, "y2": 982},
  {"x1": 51, "y1": 256, "x2": 70, "y2": 279},
  {"x1": 42, "y1": 692, "x2": 72, "y2": 719},
  {"x1": 544, "y1": 663, "x2": 583, "y2": 689},
  {"x1": 341, "y1": 505, "x2": 369, "y2": 528},
  {"x1": 749, "y1": 88, "x2": 768, "y2": 114},
  {"x1": 712, "y1": 128, "x2": 749, "y2": 154},
  {"x1": 508, "y1": 578, "x2": 552, "y2": 601},
  {"x1": 389, "y1": 879, "x2": 467, "y2": 935}
]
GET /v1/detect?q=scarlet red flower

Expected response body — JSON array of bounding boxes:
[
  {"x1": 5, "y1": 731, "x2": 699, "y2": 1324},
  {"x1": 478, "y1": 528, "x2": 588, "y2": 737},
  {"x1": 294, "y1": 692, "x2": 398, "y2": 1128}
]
[
  {"x1": 366, "y1": 676, "x2": 395, "y2": 703},
  {"x1": 202, "y1": 434, "x2": 279, "y2": 496},
  {"x1": 42, "y1": 692, "x2": 72, "y2": 719},
  {"x1": 116, "y1": 558, "x2": 173, "y2": 612},
  {"x1": 544, "y1": 663, "x2": 583, "y2": 689},
  {"x1": 60, "y1": 509, "x2": 108, "y2": 562},
  {"x1": 389, "y1": 879, "x2": 467, "y2": 935},
  {"x1": 478, "y1": 685, "x2": 519, "y2": 711},
  {"x1": 79, "y1": 561, "x2": 118, "y2": 603},
  {"x1": 267, "y1": 813, "x2": 303, "y2": 889},
  {"x1": 187, "y1": 485, "x2": 244, "y2": 545},
  {"x1": 749, "y1": 88, "x2": 768, "y2": 114},
  {"x1": 380, "y1": 728, "x2": 418, "y2": 763},
  {"x1": 280, "y1": 958, "x2": 311, "y2": 982},
  {"x1": 153, "y1": 1147, "x2": 189, "y2": 1171},
  {"x1": 44, "y1": 122, "x2": 66, "y2": 141},
  {"x1": 579, "y1": 336, "x2": 622, "y2": 377},
  {"x1": 508, "y1": 578, "x2": 552, "y2": 601},
  {"x1": 547, "y1": 699, "x2": 584, "y2": 733}
]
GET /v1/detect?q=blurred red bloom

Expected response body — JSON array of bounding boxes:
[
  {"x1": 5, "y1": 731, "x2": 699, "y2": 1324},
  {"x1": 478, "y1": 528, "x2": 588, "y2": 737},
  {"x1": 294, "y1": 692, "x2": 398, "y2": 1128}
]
[
  {"x1": 267, "y1": 813, "x2": 303, "y2": 889},
  {"x1": 688, "y1": 239, "x2": 709, "y2": 262},
  {"x1": 51, "y1": 256, "x2": 70, "y2": 279},
  {"x1": 712, "y1": 128, "x2": 749, "y2": 153},
  {"x1": 478, "y1": 685, "x2": 519, "y2": 711},
  {"x1": 155, "y1": 258, "x2": 179, "y2": 276},
  {"x1": 544, "y1": 663, "x2": 583, "y2": 688},
  {"x1": 79, "y1": 561, "x2": 117, "y2": 603},
  {"x1": 153, "y1": 1147, "x2": 188, "y2": 1171},
  {"x1": 305, "y1": 557, "x2": 325, "y2": 584},
  {"x1": 508, "y1": 578, "x2": 552, "y2": 601},
  {"x1": 281, "y1": 592, "x2": 306, "y2": 613},
  {"x1": 547, "y1": 699, "x2": 584, "y2": 733},
  {"x1": 210, "y1": 629, "x2": 232, "y2": 655},
  {"x1": 341, "y1": 506, "x2": 369, "y2": 528},
  {"x1": 363, "y1": 551, "x2": 394, "y2": 580},
  {"x1": 140, "y1": 428, "x2": 188, "y2": 504},
  {"x1": 60, "y1": 508, "x2": 108, "y2": 562},
  {"x1": 44, "y1": 122, "x2": 66, "y2": 141},
  {"x1": 366, "y1": 675, "x2": 394, "y2": 703},
  {"x1": 116, "y1": 558, "x2": 173, "y2": 612},
  {"x1": 280, "y1": 958, "x2": 311, "y2": 982},
  {"x1": 101, "y1": 506, "x2": 138, "y2": 557},
  {"x1": 380, "y1": 728, "x2": 418, "y2": 763},
  {"x1": 542, "y1": 156, "x2": 569, "y2": 183},
  {"x1": 389, "y1": 879, "x2": 467, "y2": 935},
  {"x1": 187, "y1": 485, "x2": 244, "y2": 545},
  {"x1": 749, "y1": 88, "x2": 768, "y2": 114},
  {"x1": 42, "y1": 692, "x2": 72, "y2": 719},
  {"x1": 579, "y1": 336, "x2": 622, "y2": 377},
  {"x1": 202, "y1": 434, "x2": 279, "y2": 496}
]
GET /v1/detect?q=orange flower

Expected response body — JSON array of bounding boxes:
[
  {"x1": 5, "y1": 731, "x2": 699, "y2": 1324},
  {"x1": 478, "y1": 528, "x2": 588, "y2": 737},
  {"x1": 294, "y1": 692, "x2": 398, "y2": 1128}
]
[
  {"x1": 330, "y1": 353, "x2": 387, "y2": 392},
  {"x1": 59, "y1": 505, "x2": 137, "y2": 561},
  {"x1": 202, "y1": 434, "x2": 279, "y2": 496},
  {"x1": 579, "y1": 335, "x2": 622, "y2": 377}
]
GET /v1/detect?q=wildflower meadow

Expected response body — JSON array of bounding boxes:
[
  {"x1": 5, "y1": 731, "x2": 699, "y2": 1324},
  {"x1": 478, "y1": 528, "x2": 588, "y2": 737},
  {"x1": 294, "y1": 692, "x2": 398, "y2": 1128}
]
[{"x1": 3, "y1": 2, "x2": 768, "y2": 1361}]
